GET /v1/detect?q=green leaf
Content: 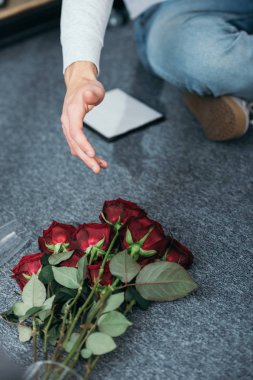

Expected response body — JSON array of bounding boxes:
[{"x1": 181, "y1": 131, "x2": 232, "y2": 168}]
[
  {"x1": 135, "y1": 261, "x2": 198, "y2": 301},
  {"x1": 54, "y1": 287, "x2": 77, "y2": 304},
  {"x1": 13, "y1": 302, "x2": 30, "y2": 317},
  {"x1": 22, "y1": 274, "x2": 46, "y2": 307},
  {"x1": 41, "y1": 254, "x2": 50, "y2": 266},
  {"x1": 64, "y1": 333, "x2": 80, "y2": 353},
  {"x1": 125, "y1": 286, "x2": 150, "y2": 310},
  {"x1": 109, "y1": 250, "x2": 141, "y2": 283},
  {"x1": 43, "y1": 295, "x2": 55, "y2": 310},
  {"x1": 125, "y1": 228, "x2": 134, "y2": 245},
  {"x1": 1, "y1": 308, "x2": 19, "y2": 323},
  {"x1": 38, "y1": 295, "x2": 55, "y2": 321},
  {"x1": 86, "y1": 332, "x2": 116, "y2": 355},
  {"x1": 48, "y1": 326, "x2": 59, "y2": 346},
  {"x1": 77, "y1": 255, "x2": 87, "y2": 283},
  {"x1": 48, "y1": 250, "x2": 75, "y2": 265},
  {"x1": 52, "y1": 266, "x2": 80, "y2": 289},
  {"x1": 39, "y1": 265, "x2": 54, "y2": 284},
  {"x1": 18, "y1": 325, "x2": 32, "y2": 343},
  {"x1": 38, "y1": 309, "x2": 51, "y2": 322},
  {"x1": 102, "y1": 293, "x2": 125, "y2": 314},
  {"x1": 81, "y1": 348, "x2": 92, "y2": 359},
  {"x1": 98, "y1": 311, "x2": 132, "y2": 337},
  {"x1": 19, "y1": 306, "x2": 43, "y2": 322}
]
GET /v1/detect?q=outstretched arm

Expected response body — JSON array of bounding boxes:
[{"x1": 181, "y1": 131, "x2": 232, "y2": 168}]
[{"x1": 61, "y1": 0, "x2": 113, "y2": 173}]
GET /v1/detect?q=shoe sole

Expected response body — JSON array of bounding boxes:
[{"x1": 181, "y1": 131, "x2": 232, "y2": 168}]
[{"x1": 183, "y1": 92, "x2": 248, "y2": 141}]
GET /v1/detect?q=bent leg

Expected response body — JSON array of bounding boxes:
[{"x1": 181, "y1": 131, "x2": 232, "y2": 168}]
[{"x1": 146, "y1": 8, "x2": 253, "y2": 101}]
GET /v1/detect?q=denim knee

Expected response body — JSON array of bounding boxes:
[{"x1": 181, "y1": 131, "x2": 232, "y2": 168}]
[{"x1": 146, "y1": 14, "x2": 253, "y2": 99}]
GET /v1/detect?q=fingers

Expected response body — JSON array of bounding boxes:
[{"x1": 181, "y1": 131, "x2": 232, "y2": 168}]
[
  {"x1": 67, "y1": 104, "x2": 96, "y2": 158},
  {"x1": 61, "y1": 115, "x2": 108, "y2": 174},
  {"x1": 61, "y1": 80, "x2": 106, "y2": 173},
  {"x1": 66, "y1": 85, "x2": 104, "y2": 157}
]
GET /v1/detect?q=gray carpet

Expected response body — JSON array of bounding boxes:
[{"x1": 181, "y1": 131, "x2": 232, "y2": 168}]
[{"x1": 0, "y1": 23, "x2": 253, "y2": 380}]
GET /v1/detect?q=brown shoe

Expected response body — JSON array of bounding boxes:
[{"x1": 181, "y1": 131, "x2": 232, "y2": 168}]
[{"x1": 183, "y1": 92, "x2": 250, "y2": 141}]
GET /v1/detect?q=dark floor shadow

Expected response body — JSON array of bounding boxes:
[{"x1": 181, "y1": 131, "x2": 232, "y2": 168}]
[{"x1": 112, "y1": 62, "x2": 165, "y2": 177}]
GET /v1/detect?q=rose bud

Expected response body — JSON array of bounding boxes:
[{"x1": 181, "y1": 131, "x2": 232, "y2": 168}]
[
  {"x1": 165, "y1": 238, "x2": 194, "y2": 268},
  {"x1": 122, "y1": 216, "x2": 167, "y2": 262},
  {"x1": 100, "y1": 198, "x2": 147, "y2": 226},
  {"x1": 11, "y1": 253, "x2": 43, "y2": 290},
  {"x1": 87, "y1": 261, "x2": 112, "y2": 286},
  {"x1": 71, "y1": 223, "x2": 112, "y2": 253},
  {"x1": 38, "y1": 221, "x2": 76, "y2": 254}
]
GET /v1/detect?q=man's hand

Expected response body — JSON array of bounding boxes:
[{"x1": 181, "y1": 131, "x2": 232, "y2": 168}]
[{"x1": 61, "y1": 61, "x2": 108, "y2": 174}]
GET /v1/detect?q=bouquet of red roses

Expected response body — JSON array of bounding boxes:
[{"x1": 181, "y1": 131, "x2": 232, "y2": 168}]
[{"x1": 1, "y1": 199, "x2": 197, "y2": 379}]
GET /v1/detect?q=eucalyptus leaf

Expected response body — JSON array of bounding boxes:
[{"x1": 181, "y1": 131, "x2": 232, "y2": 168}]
[
  {"x1": 49, "y1": 250, "x2": 74, "y2": 265},
  {"x1": 22, "y1": 274, "x2": 46, "y2": 307},
  {"x1": 98, "y1": 311, "x2": 132, "y2": 337},
  {"x1": 13, "y1": 302, "x2": 30, "y2": 317},
  {"x1": 86, "y1": 332, "x2": 116, "y2": 355},
  {"x1": 136, "y1": 261, "x2": 198, "y2": 301},
  {"x1": 109, "y1": 250, "x2": 141, "y2": 283},
  {"x1": 102, "y1": 293, "x2": 125, "y2": 314},
  {"x1": 77, "y1": 255, "x2": 87, "y2": 283},
  {"x1": 52, "y1": 266, "x2": 80, "y2": 289},
  {"x1": 81, "y1": 348, "x2": 92, "y2": 359},
  {"x1": 18, "y1": 325, "x2": 32, "y2": 342}
]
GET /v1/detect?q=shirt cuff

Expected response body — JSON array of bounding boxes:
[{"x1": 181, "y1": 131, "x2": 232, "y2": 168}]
[{"x1": 61, "y1": 35, "x2": 103, "y2": 75}]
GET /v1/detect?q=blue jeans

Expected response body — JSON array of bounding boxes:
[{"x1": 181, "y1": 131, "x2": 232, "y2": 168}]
[{"x1": 134, "y1": 0, "x2": 253, "y2": 101}]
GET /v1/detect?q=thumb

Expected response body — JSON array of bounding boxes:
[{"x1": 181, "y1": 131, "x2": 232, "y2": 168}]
[{"x1": 83, "y1": 87, "x2": 105, "y2": 107}]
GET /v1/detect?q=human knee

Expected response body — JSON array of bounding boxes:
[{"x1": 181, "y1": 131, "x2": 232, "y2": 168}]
[{"x1": 146, "y1": 16, "x2": 242, "y2": 97}]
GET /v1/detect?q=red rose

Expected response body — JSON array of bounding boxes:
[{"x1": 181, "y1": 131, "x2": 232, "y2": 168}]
[
  {"x1": 71, "y1": 223, "x2": 112, "y2": 252},
  {"x1": 38, "y1": 221, "x2": 76, "y2": 253},
  {"x1": 166, "y1": 238, "x2": 194, "y2": 268},
  {"x1": 11, "y1": 253, "x2": 43, "y2": 290},
  {"x1": 87, "y1": 262, "x2": 112, "y2": 286},
  {"x1": 122, "y1": 216, "x2": 167, "y2": 262},
  {"x1": 59, "y1": 251, "x2": 84, "y2": 268},
  {"x1": 100, "y1": 198, "x2": 147, "y2": 225}
]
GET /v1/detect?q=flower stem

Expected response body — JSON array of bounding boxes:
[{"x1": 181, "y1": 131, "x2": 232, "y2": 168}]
[
  {"x1": 62, "y1": 283, "x2": 97, "y2": 350},
  {"x1": 32, "y1": 317, "x2": 37, "y2": 363},
  {"x1": 52, "y1": 284, "x2": 84, "y2": 361},
  {"x1": 63, "y1": 279, "x2": 119, "y2": 367},
  {"x1": 43, "y1": 307, "x2": 55, "y2": 360},
  {"x1": 82, "y1": 298, "x2": 135, "y2": 380},
  {"x1": 83, "y1": 357, "x2": 99, "y2": 380}
]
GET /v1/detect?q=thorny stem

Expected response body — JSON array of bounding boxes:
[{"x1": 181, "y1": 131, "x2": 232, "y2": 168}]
[
  {"x1": 82, "y1": 299, "x2": 136, "y2": 380},
  {"x1": 43, "y1": 307, "x2": 55, "y2": 360},
  {"x1": 32, "y1": 317, "x2": 37, "y2": 363},
  {"x1": 52, "y1": 283, "x2": 84, "y2": 361}
]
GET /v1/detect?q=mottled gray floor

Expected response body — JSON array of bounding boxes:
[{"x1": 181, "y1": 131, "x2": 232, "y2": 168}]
[{"x1": 0, "y1": 23, "x2": 253, "y2": 380}]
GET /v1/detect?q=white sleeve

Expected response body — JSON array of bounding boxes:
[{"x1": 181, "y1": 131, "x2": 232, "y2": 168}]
[{"x1": 61, "y1": 0, "x2": 114, "y2": 74}]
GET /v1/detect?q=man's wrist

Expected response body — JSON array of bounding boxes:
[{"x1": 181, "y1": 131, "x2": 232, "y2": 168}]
[{"x1": 64, "y1": 61, "x2": 98, "y2": 88}]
